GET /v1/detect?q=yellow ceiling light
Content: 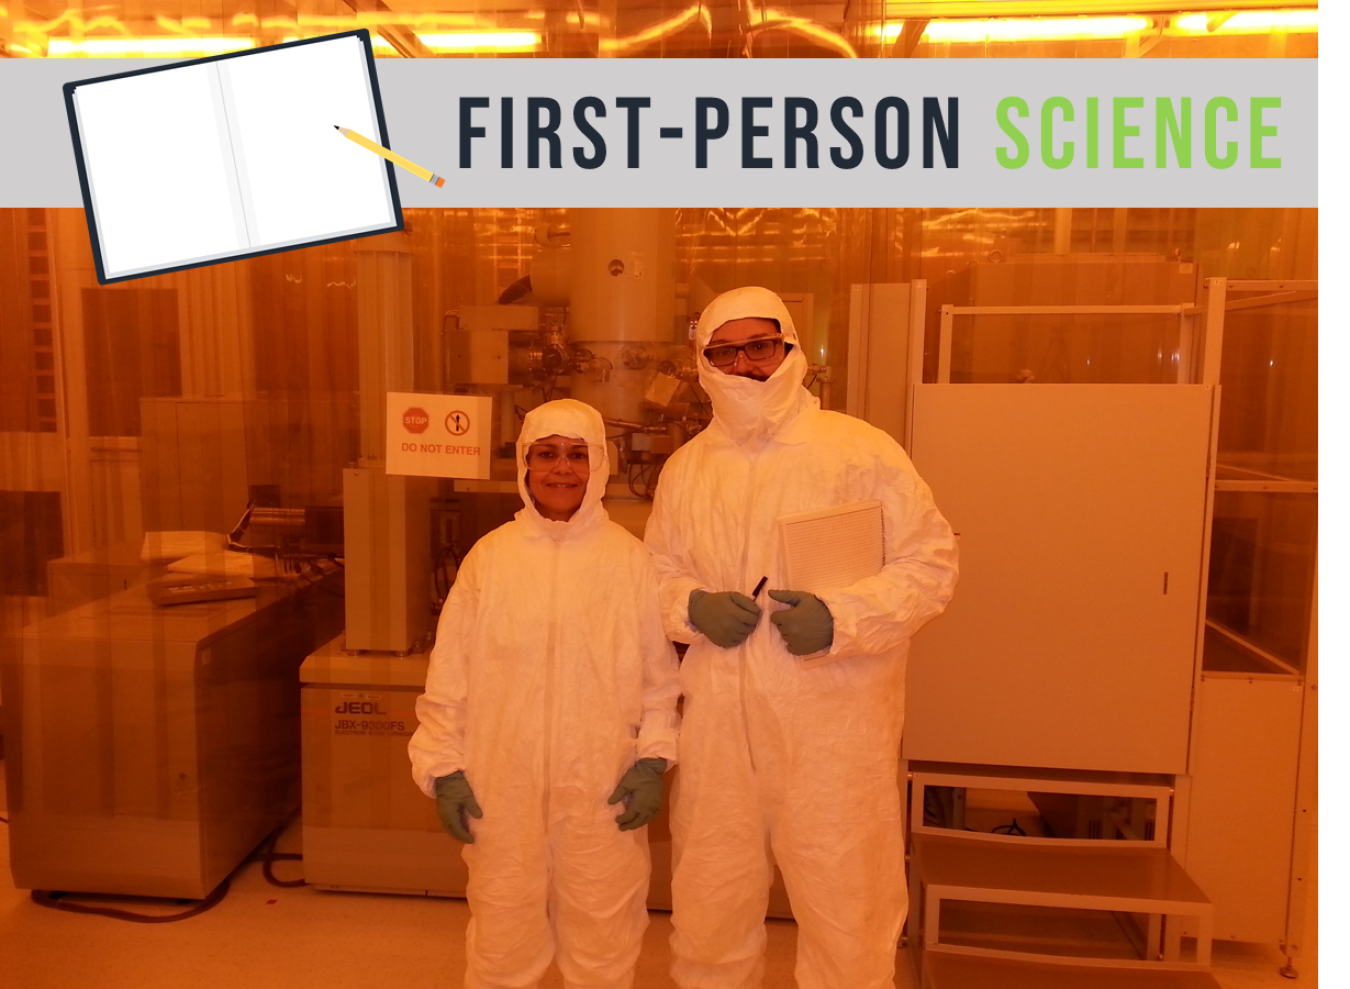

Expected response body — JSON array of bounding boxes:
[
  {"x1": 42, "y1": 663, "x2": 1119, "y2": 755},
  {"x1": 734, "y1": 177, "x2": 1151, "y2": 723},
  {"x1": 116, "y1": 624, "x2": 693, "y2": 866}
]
[
  {"x1": 417, "y1": 31, "x2": 539, "y2": 52},
  {"x1": 1174, "y1": 10, "x2": 1317, "y2": 33},
  {"x1": 46, "y1": 36, "x2": 254, "y2": 56},
  {"x1": 922, "y1": 15, "x2": 1151, "y2": 43}
]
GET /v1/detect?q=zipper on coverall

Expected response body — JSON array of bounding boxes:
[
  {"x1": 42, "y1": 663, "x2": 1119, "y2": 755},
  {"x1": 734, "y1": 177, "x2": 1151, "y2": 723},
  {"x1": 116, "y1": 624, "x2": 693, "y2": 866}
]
[
  {"x1": 542, "y1": 539, "x2": 561, "y2": 828},
  {"x1": 737, "y1": 454, "x2": 758, "y2": 772}
]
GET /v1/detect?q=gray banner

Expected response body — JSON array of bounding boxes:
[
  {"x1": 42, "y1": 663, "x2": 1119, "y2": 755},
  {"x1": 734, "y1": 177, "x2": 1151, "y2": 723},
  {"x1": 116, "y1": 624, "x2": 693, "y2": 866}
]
[{"x1": 3, "y1": 57, "x2": 1316, "y2": 208}]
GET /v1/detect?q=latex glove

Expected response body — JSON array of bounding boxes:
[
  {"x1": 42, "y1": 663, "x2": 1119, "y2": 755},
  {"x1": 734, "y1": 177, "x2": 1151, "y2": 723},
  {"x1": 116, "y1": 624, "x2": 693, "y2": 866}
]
[
  {"x1": 688, "y1": 589, "x2": 762, "y2": 648},
  {"x1": 433, "y1": 770, "x2": 483, "y2": 844},
  {"x1": 767, "y1": 589, "x2": 835, "y2": 656},
  {"x1": 607, "y1": 757, "x2": 669, "y2": 831}
]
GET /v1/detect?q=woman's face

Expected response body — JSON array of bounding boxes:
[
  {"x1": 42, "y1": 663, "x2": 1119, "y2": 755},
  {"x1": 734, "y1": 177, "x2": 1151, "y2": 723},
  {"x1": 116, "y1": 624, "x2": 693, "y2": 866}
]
[{"x1": 525, "y1": 433, "x2": 591, "y2": 521}]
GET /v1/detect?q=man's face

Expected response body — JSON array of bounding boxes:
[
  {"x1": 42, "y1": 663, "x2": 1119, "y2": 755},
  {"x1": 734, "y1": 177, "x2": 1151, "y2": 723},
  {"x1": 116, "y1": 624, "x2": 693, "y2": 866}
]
[
  {"x1": 525, "y1": 434, "x2": 590, "y2": 521},
  {"x1": 705, "y1": 317, "x2": 787, "y2": 380}
]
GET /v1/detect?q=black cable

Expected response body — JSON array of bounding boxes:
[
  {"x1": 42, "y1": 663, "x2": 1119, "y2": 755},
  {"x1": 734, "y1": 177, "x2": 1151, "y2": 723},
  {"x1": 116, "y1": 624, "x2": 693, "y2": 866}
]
[
  {"x1": 29, "y1": 879, "x2": 231, "y2": 924},
  {"x1": 253, "y1": 820, "x2": 305, "y2": 885},
  {"x1": 25, "y1": 815, "x2": 310, "y2": 923}
]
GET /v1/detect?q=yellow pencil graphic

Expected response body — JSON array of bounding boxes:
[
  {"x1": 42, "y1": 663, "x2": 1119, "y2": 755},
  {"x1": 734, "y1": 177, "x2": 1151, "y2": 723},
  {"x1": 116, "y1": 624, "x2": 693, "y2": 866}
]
[{"x1": 336, "y1": 125, "x2": 444, "y2": 188}]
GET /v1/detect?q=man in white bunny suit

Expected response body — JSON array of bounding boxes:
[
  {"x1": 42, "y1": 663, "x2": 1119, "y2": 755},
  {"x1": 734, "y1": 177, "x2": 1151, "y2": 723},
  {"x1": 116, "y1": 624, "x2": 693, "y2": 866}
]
[{"x1": 645, "y1": 286, "x2": 959, "y2": 989}]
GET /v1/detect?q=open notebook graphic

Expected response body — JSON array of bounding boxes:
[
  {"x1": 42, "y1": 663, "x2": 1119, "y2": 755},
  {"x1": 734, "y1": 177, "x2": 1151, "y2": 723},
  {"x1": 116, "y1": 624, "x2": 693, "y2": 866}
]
[{"x1": 64, "y1": 30, "x2": 401, "y2": 284}]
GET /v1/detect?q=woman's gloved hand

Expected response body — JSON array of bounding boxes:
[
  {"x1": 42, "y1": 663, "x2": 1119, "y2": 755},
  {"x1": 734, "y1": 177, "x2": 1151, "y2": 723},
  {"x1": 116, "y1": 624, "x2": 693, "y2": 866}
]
[
  {"x1": 433, "y1": 770, "x2": 483, "y2": 843},
  {"x1": 767, "y1": 589, "x2": 835, "y2": 655},
  {"x1": 688, "y1": 589, "x2": 761, "y2": 648},
  {"x1": 607, "y1": 757, "x2": 669, "y2": 831}
]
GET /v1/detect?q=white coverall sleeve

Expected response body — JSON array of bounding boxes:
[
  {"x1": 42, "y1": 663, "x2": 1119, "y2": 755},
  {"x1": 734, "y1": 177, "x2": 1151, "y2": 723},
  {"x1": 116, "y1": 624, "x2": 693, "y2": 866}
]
[
  {"x1": 635, "y1": 559, "x2": 683, "y2": 765},
  {"x1": 644, "y1": 476, "x2": 705, "y2": 645},
  {"x1": 813, "y1": 447, "x2": 959, "y2": 663},
  {"x1": 408, "y1": 548, "x2": 482, "y2": 798}
]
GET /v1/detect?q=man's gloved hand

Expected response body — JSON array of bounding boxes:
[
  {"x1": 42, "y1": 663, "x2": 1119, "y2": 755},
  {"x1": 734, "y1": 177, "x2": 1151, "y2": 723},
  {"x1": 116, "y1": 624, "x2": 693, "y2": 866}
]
[
  {"x1": 767, "y1": 589, "x2": 835, "y2": 655},
  {"x1": 607, "y1": 757, "x2": 669, "y2": 831},
  {"x1": 688, "y1": 589, "x2": 762, "y2": 648},
  {"x1": 433, "y1": 770, "x2": 483, "y2": 843}
]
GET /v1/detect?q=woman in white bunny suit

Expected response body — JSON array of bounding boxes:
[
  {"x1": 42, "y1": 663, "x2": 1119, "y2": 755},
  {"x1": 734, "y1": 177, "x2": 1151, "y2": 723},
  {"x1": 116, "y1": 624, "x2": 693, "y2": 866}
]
[{"x1": 410, "y1": 399, "x2": 681, "y2": 989}]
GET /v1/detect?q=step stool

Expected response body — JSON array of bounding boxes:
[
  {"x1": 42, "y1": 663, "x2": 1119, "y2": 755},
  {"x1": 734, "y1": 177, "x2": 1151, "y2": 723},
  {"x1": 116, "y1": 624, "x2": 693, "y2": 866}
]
[{"x1": 912, "y1": 834, "x2": 1214, "y2": 969}]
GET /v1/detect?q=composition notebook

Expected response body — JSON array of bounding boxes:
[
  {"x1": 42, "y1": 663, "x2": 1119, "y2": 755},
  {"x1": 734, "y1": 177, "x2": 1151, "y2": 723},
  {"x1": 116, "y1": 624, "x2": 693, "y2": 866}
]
[
  {"x1": 64, "y1": 30, "x2": 402, "y2": 284},
  {"x1": 778, "y1": 499, "x2": 885, "y2": 668},
  {"x1": 778, "y1": 499, "x2": 885, "y2": 592}
]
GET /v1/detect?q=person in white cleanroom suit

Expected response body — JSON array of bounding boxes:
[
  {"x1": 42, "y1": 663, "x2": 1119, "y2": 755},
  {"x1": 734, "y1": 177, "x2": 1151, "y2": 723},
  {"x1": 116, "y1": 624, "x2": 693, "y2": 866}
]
[
  {"x1": 409, "y1": 398, "x2": 681, "y2": 989},
  {"x1": 645, "y1": 287, "x2": 958, "y2": 989}
]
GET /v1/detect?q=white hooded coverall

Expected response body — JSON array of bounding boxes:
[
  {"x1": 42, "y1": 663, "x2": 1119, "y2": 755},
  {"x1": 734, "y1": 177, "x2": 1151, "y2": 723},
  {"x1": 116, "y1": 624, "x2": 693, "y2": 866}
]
[
  {"x1": 644, "y1": 287, "x2": 959, "y2": 989},
  {"x1": 410, "y1": 399, "x2": 681, "y2": 989}
]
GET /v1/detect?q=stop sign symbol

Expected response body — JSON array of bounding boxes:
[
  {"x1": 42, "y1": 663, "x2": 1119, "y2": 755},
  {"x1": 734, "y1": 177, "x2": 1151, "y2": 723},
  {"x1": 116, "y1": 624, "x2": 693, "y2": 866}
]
[{"x1": 403, "y1": 408, "x2": 430, "y2": 434}]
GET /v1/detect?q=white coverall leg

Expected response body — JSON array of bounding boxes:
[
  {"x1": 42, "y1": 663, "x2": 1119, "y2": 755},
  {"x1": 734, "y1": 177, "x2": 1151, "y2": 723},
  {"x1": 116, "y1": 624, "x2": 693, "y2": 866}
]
[
  {"x1": 410, "y1": 399, "x2": 681, "y2": 989},
  {"x1": 668, "y1": 672, "x2": 773, "y2": 989},
  {"x1": 549, "y1": 793, "x2": 653, "y2": 989},
  {"x1": 646, "y1": 287, "x2": 958, "y2": 989},
  {"x1": 463, "y1": 811, "x2": 555, "y2": 989},
  {"x1": 464, "y1": 793, "x2": 651, "y2": 989}
]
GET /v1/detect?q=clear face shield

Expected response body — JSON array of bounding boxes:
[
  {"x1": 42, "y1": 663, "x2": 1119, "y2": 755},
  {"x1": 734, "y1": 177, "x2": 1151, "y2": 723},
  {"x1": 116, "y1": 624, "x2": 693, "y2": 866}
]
[{"x1": 524, "y1": 441, "x2": 595, "y2": 474}]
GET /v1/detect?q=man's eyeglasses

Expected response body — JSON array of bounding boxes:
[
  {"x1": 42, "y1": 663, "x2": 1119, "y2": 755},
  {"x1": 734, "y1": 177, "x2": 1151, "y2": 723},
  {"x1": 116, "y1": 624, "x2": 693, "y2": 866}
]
[
  {"x1": 526, "y1": 443, "x2": 592, "y2": 471},
  {"x1": 703, "y1": 336, "x2": 789, "y2": 368}
]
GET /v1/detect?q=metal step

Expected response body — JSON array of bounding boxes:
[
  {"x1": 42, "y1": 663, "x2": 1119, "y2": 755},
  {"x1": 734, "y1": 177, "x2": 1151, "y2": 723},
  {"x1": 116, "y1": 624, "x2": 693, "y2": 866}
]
[
  {"x1": 923, "y1": 950, "x2": 1223, "y2": 989},
  {"x1": 913, "y1": 833, "x2": 1210, "y2": 912}
]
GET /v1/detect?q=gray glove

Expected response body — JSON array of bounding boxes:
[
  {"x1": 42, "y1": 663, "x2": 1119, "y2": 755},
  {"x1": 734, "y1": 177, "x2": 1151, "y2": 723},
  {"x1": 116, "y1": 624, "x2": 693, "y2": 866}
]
[
  {"x1": 688, "y1": 589, "x2": 762, "y2": 648},
  {"x1": 767, "y1": 589, "x2": 835, "y2": 655},
  {"x1": 607, "y1": 757, "x2": 668, "y2": 831},
  {"x1": 433, "y1": 770, "x2": 482, "y2": 843}
]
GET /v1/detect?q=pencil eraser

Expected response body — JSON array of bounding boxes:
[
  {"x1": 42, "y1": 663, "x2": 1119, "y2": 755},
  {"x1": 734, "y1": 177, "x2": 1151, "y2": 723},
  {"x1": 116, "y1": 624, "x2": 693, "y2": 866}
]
[{"x1": 435, "y1": 177, "x2": 445, "y2": 188}]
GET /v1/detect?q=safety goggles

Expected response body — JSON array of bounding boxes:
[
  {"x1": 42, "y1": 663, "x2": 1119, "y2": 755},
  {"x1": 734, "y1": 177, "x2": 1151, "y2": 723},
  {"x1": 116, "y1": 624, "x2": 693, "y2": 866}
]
[
  {"x1": 702, "y1": 336, "x2": 790, "y2": 368},
  {"x1": 525, "y1": 442, "x2": 593, "y2": 471}
]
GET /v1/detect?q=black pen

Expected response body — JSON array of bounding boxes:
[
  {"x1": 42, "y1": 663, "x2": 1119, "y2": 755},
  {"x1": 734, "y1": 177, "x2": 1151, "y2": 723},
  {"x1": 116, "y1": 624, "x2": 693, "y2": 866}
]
[{"x1": 751, "y1": 576, "x2": 768, "y2": 599}]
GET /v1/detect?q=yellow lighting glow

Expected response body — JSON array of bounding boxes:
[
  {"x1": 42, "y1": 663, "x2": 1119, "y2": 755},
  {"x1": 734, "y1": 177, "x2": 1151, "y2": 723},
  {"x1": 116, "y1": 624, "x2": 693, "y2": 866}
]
[
  {"x1": 1174, "y1": 10, "x2": 1317, "y2": 34},
  {"x1": 47, "y1": 36, "x2": 254, "y2": 56},
  {"x1": 920, "y1": 16, "x2": 1151, "y2": 43},
  {"x1": 601, "y1": 5, "x2": 707, "y2": 54},
  {"x1": 417, "y1": 31, "x2": 539, "y2": 52},
  {"x1": 157, "y1": 15, "x2": 212, "y2": 32},
  {"x1": 734, "y1": 0, "x2": 855, "y2": 57}
]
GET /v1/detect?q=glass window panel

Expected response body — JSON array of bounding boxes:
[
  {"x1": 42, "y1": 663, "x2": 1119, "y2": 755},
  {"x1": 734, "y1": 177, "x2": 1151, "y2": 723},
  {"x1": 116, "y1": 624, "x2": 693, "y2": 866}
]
[
  {"x1": 81, "y1": 288, "x2": 182, "y2": 436},
  {"x1": 1216, "y1": 298, "x2": 1317, "y2": 481},
  {"x1": 948, "y1": 312, "x2": 1182, "y2": 384},
  {"x1": 1205, "y1": 491, "x2": 1316, "y2": 675}
]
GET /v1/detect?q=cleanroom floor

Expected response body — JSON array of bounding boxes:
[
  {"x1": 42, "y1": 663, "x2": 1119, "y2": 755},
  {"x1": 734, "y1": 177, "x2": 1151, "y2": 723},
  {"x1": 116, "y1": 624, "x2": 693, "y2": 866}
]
[{"x1": 0, "y1": 763, "x2": 1316, "y2": 989}]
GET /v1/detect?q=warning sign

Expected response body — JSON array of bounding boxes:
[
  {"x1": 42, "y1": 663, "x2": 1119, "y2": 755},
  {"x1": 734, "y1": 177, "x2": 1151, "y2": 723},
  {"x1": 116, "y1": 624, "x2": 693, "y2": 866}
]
[{"x1": 386, "y1": 392, "x2": 493, "y2": 479}]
